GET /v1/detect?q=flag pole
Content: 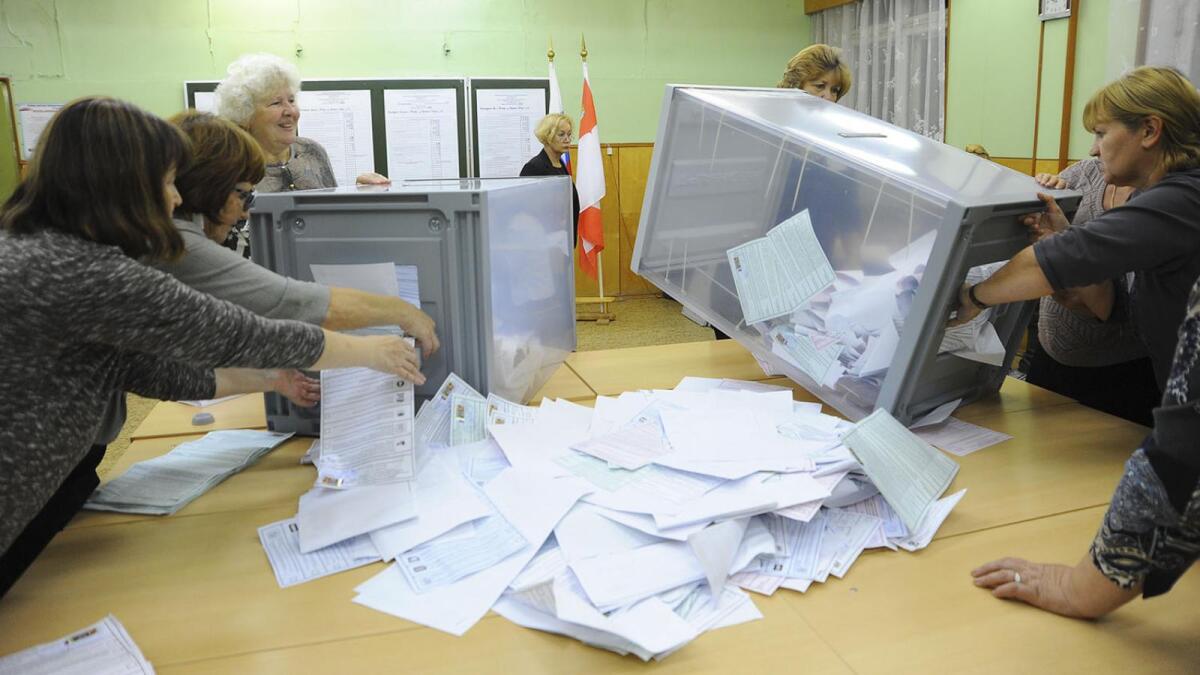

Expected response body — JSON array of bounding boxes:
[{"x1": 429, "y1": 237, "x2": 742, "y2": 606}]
[{"x1": 582, "y1": 33, "x2": 608, "y2": 319}]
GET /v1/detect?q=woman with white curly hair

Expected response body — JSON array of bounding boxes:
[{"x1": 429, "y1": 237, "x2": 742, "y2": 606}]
[{"x1": 214, "y1": 53, "x2": 388, "y2": 192}]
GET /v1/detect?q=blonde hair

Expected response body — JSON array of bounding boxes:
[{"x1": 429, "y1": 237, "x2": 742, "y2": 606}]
[
  {"x1": 1082, "y1": 66, "x2": 1200, "y2": 173},
  {"x1": 964, "y1": 144, "x2": 991, "y2": 160},
  {"x1": 214, "y1": 53, "x2": 302, "y2": 127},
  {"x1": 778, "y1": 44, "x2": 851, "y2": 101},
  {"x1": 534, "y1": 113, "x2": 574, "y2": 145}
]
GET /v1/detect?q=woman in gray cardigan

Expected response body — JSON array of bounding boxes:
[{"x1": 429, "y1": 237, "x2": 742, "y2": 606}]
[{"x1": 0, "y1": 97, "x2": 424, "y2": 598}]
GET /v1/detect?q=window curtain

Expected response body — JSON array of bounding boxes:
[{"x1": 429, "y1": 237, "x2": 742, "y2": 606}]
[
  {"x1": 811, "y1": 0, "x2": 947, "y2": 141},
  {"x1": 1138, "y1": 0, "x2": 1200, "y2": 85}
]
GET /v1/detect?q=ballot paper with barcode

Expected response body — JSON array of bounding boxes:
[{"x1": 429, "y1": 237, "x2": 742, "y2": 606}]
[
  {"x1": 258, "y1": 517, "x2": 381, "y2": 588},
  {"x1": 317, "y1": 366, "x2": 416, "y2": 488},
  {"x1": 726, "y1": 210, "x2": 835, "y2": 325},
  {"x1": 0, "y1": 615, "x2": 154, "y2": 675},
  {"x1": 842, "y1": 408, "x2": 959, "y2": 532},
  {"x1": 415, "y1": 373, "x2": 484, "y2": 449},
  {"x1": 84, "y1": 430, "x2": 293, "y2": 515}
]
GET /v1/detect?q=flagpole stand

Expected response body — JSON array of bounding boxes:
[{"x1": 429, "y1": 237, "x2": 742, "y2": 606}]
[{"x1": 576, "y1": 250, "x2": 616, "y2": 323}]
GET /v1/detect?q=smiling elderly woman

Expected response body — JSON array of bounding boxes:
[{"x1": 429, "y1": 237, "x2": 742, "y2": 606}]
[{"x1": 213, "y1": 53, "x2": 387, "y2": 192}]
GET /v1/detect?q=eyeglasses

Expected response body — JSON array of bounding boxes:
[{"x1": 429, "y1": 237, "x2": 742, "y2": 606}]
[
  {"x1": 279, "y1": 164, "x2": 297, "y2": 191},
  {"x1": 234, "y1": 187, "x2": 256, "y2": 210}
]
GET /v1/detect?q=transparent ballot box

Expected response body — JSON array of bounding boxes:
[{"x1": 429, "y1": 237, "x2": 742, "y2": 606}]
[
  {"x1": 250, "y1": 177, "x2": 576, "y2": 435},
  {"x1": 631, "y1": 86, "x2": 1080, "y2": 424}
]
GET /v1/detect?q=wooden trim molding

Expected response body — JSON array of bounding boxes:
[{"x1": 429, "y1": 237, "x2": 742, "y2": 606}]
[
  {"x1": 1058, "y1": 0, "x2": 1081, "y2": 172},
  {"x1": 804, "y1": 0, "x2": 857, "y2": 15}
]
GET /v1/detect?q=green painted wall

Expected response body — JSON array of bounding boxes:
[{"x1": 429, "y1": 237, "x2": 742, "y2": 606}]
[
  {"x1": 0, "y1": 0, "x2": 1145, "y2": 174},
  {"x1": 947, "y1": 0, "x2": 1140, "y2": 162},
  {"x1": 0, "y1": 0, "x2": 810, "y2": 144}
]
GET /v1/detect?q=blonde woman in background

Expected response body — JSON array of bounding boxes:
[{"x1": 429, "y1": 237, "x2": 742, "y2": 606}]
[
  {"x1": 778, "y1": 43, "x2": 852, "y2": 102},
  {"x1": 520, "y1": 113, "x2": 580, "y2": 245}
]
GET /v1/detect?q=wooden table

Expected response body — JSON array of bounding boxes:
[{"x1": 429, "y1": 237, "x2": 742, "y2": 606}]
[{"x1": 2, "y1": 344, "x2": 1194, "y2": 674}]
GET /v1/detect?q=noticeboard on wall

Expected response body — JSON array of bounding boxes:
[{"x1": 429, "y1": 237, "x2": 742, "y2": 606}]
[{"x1": 184, "y1": 79, "x2": 469, "y2": 184}]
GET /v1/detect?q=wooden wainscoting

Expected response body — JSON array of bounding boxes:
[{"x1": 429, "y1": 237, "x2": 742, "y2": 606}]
[{"x1": 573, "y1": 143, "x2": 660, "y2": 301}]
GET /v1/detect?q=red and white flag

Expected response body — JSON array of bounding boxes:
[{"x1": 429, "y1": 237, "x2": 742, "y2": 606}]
[{"x1": 576, "y1": 62, "x2": 605, "y2": 278}]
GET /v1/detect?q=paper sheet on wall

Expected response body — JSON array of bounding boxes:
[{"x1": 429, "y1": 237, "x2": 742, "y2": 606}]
[
  {"x1": 17, "y1": 104, "x2": 61, "y2": 160},
  {"x1": 475, "y1": 88, "x2": 545, "y2": 177},
  {"x1": 192, "y1": 91, "x2": 216, "y2": 113},
  {"x1": 384, "y1": 88, "x2": 461, "y2": 180},
  {"x1": 298, "y1": 89, "x2": 375, "y2": 187}
]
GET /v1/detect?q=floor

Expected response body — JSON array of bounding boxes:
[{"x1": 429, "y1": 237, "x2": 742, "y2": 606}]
[{"x1": 99, "y1": 296, "x2": 716, "y2": 478}]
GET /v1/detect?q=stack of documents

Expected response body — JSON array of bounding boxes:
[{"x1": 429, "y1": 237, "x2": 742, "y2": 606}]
[
  {"x1": 85, "y1": 430, "x2": 293, "y2": 515},
  {"x1": 260, "y1": 371, "x2": 967, "y2": 660},
  {"x1": 726, "y1": 209, "x2": 1009, "y2": 407},
  {"x1": 0, "y1": 615, "x2": 154, "y2": 675}
]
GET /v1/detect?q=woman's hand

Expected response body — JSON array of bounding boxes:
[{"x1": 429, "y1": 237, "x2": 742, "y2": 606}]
[
  {"x1": 395, "y1": 305, "x2": 440, "y2": 358},
  {"x1": 364, "y1": 335, "x2": 426, "y2": 385},
  {"x1": 356, "y1": 172, "x2": 391, "y2": 185},
  {"x1": 267, "y1": 369, "x2": 321, "y2": 408},
  {"x1": 972, "y1": 557, "x2": 1085, "y2": 617},
  {"x1": 1020, "y1": 192, "x2": 1071, "y2": 242},
  {"x1": 1034, "y1": 173, "x2": 1068, "y2": 189},
  {"x1": 972, "y1": 554, "x2": 1140, "y2": 619},
  {"x1": 948, "y1": 282, "x2": 982, "y2": 327}
]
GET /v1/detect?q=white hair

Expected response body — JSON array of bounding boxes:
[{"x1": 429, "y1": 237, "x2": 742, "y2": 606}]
[{"x1": 213, "y1": 53, "x2": 302, "y2": 127}]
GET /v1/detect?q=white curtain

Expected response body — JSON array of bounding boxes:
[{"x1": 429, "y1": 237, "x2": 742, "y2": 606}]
[
  {"x1": 1138, "y1": 0, "x2": 1200, "y2": 85},
  {"x1": 811, "y1": 0, "x2": 947, "y2": 141}
]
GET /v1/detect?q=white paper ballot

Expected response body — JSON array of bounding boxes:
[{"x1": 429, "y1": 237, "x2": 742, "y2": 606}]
[
  {"x1": 686, "y1": 518, "x2": 749, "y2": 603},
  {"x1": 843, "y1": 409, "x2": 959, "y2": 532},
  {"x1": 727, "y1": 210, "x2": 834, "y2": 325},
  {"x1": 396, "y1": 513, "x2": 529, "y2": 592},
  {"x1": 296, "y1": 481, "x2": 416, "y2": 553},
  {"x1": 486, "y1": 393, "x2": 538, "y2": 426},
  {"x1": 258, "y1": 517, "x2": 380, "y2": 588},
  {"x1": 368, "y1": 454, "x2": 492, "y2": 561},
  {"x1": 0, "y1": 614, "x2": 154, "y2": 675},
  {"x1": 383, "y1": 88, "x2": 461, "y2": 180},
  {"x1": 893, "y1": 488, "x2": 967, "y2": 551},
  {"x1": 415, "y1": 373, "x2": 484, "y2": 451},
  {"x1": 475, "y1": 88, "x2": 546, "y2": 178},
  {"x1": 353, "y1": 468, "x2": 588, "y2": 635},
  {"x1": 317, "y1": 367, "x2": 415, "y2": 487},
  {"x1": 449, "y1": 393, "x2": 489, "y2": 447},
  {"x1": 310, "y1": 262, "x2": 401, "y2": 298},
  {"x1": 297, "y1": 89, "x2": 375, "y2": 187},
  {"x1": 769, "y1": 326, "x2": 844, "y2": 388},
  {"x1": 915, "y1": 418, "x2": 1012, "y2": 456}
]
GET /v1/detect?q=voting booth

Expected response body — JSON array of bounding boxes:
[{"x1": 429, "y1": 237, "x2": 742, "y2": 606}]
[
  {"x1": 250, "y1": 177, "x2": 577, "y2": 435},
  {"x1": 632, "y1": 85, "x2": 1080, "y2": 425}
]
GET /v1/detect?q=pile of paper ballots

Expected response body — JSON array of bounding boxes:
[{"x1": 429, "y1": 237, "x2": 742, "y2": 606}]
[
  {"x1": 263, "y1": 370, "x2": 967, "y2": 661},
  {"x1": 0, "y1": 615, "x2": 154, "y2": 675},
  {"x1": 84, "y1": 429, "x2": 293, "y2": 515},
  {"x1": 727, "y1": 209, "x2": 1008, "y2": 409}
]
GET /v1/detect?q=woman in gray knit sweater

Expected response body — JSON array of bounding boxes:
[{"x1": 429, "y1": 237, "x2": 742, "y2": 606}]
[{"x1": 0, "y1": 97, "x2": 424, "y2": 597}]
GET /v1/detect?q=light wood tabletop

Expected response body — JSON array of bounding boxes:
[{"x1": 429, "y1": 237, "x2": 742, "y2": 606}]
[{"x1": 1, "y1": 340, "x2": 1193, "y2": 673}]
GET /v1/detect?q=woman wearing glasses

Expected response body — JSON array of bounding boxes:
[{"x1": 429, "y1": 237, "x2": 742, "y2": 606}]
[
  {"x1": 213, "y1": 53, "x2": 388, "y2": 193},
  {"x1": 0, "y1": 98, "x2": 424, "y2": 597},
  {"x1": 520, "y1": 113, "x2": 580, "y2": 245},
  {"x1": 155, "y1": 111, "x2": 440, "y2": 360}
]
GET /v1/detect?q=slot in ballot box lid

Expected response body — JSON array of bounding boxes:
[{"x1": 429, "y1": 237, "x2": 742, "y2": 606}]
[
  {"x1": 632, "y1": 85, "x2": 1080, "y2": 425},
  {"x1": 249, "y1": 178, "x2": 577, "y2": 435}
]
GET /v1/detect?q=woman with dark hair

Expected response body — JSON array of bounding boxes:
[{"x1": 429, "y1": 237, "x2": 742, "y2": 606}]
[
  {"x1": 0, "y1": 97, "x2": 424, "y2": 598},
  {"x1": 157, "y1": 111, "x2": 438, "y2": 356}
]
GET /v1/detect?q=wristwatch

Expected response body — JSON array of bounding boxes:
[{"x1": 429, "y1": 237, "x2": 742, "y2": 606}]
[{"x1": 967, "y1": 284, "x2": 990, "y2": 310}]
